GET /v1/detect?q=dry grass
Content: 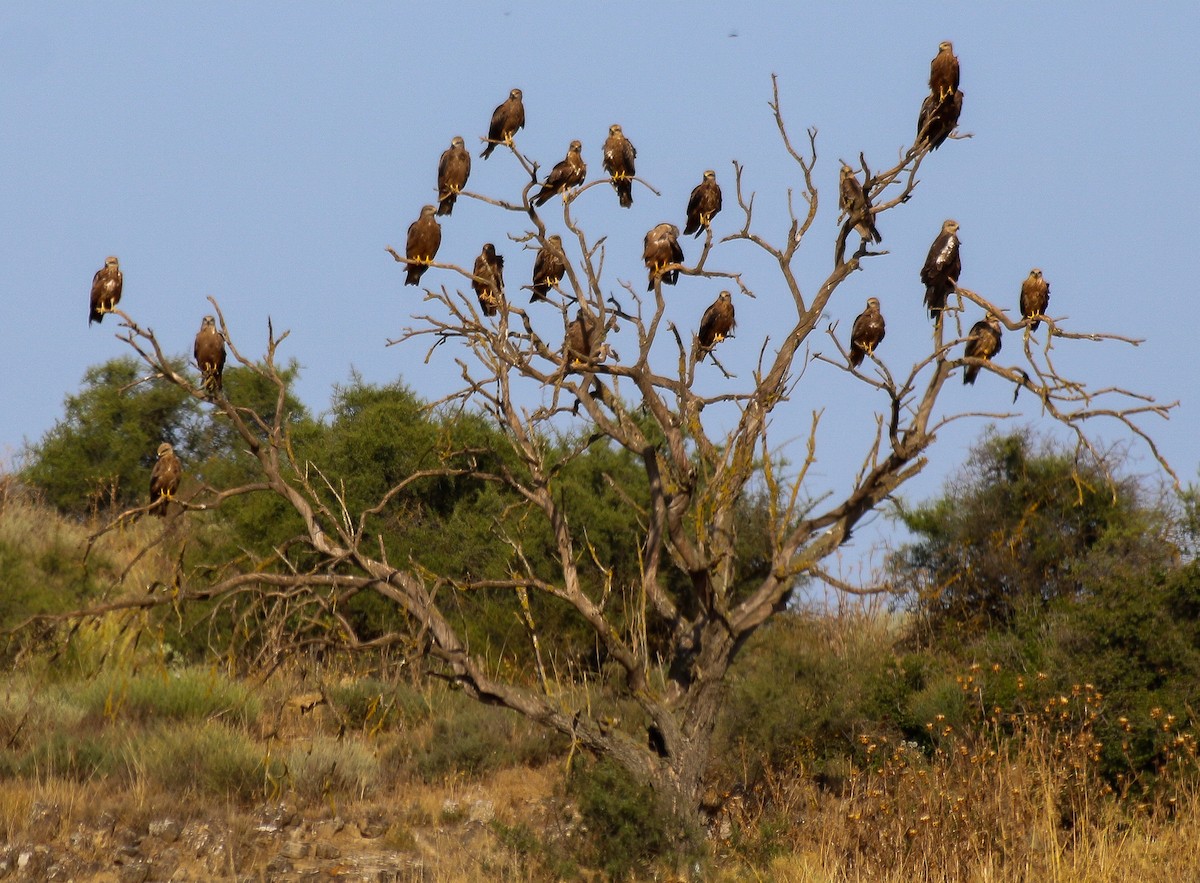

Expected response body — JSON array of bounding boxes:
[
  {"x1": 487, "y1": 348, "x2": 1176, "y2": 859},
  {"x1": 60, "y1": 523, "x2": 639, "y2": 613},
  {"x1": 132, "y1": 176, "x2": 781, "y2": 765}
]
[
  {"x1": 2, "y1": 752, "x2": 1200, "y2": 882},
  {"x1": 707, "y1": 675, "x2": 1200, "y2": 883},
  {"x1": 0, "y1": 477, "x2": 165, "y2": 591},
  {"x1": 2, "y1": 656, "x2": 1200, "y2": 881}
]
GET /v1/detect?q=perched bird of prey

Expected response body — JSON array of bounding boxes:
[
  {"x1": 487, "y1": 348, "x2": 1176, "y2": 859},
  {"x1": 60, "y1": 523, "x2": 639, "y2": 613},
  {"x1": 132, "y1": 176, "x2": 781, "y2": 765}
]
[
  {"x1": 684, "y1": 170, "x2": 722, "y2": 238},
  {"x1": 565, "y1": 308, "x2": 599, "y2": 367},
  {"x1": 405, "y1": 205, "x2": 442, "y2": 286},
  {"x1": 436, "y1": 136, "x2": 471, "y2": 216},
  {"x1": 921, "y1": 219, "x2": 961, "y2": 320},
  {"x1": 89, "y1": 256, "x2": 123, "y2": 325},
  {"x1": 602, "y1": 124, "x2": 637, "y2": 208},
  {"x1": 929, "y1": 41, "x2": 960, "y2": 102},
  {"x1": 193, "y1": 315, "x2": 226, "y2": 397},
  {"x1": 697, "y1": 291, "x2": 736, "y2": 353},
  {"x1": 472, "y1": 243, "x2": 505, "y2": 317},
  {"x1": 1019, "y1": 268, "x2": 1050, "y2": 332},
  {"x1": 643, "y1": 223, "x2": 683, "y2": 291},
  {"x1": 849, "y1": 297, "x2": 886, "y2": 368},
  {"x1": 839, "y1": 163, "x2": 881, "y2": 244},
  {"x1": 531, "y1": 235, "x2": 567, "y2": 302},
  {"x1": 917, "y1": 88, "x2": 964, "y2": 150},
  {"x1": 963, "y1": 315, "x2": 1003, "y2": 385},
  {"x1": 533, "y1": 140, "x2": 586, "y2": 206},
  {"x1": 149, "y1": 442, "x2": 182, "y2": 516},
  {"x1": 481, "y1": 88, "x2": 524, "y2": 159}
]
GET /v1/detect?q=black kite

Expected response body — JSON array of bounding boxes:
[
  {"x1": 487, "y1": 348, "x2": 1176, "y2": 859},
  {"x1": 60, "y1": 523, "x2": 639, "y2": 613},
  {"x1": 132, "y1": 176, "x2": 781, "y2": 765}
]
[
  {"x1": 194, "y1": 315, "x2": 226, "y2": 397},
  {"x1": 472, "y1": 243, "x2": 505, "y2": 317},
  {"x1": 921, "y1": 219, "x2": 961, "y2": 320},
  {"x1": 565, "y1": 308, "x2": 598, "y2": 367},
  {"x1": 533, "y1": 140, "x2": 586, "y2": 206},
  {"x1": 405, "y1": 204, "x2": 442, "y2": 287},
  {"x1": 643, "y1": 223, "x2": 683, "y2": 291},
  {"x1": 839, "y1": 163, "x2": 881, "y2": 244},
  {"x1": 531, "y1": 235, "x2": 566, "y2": 302},
  {"x1": 963, "y1": 315, "x2": 1003, "y2": 385},
  {"x1": 437, "y1": 136, "x2": 471, "y2": 216},
  {"x1": 89, "y1": 256, "x2": 122, "y2": 325},
  {"x1": 1019, "y1": 268, "x2": 1050, "y2": 332},
  {"x1": 684, "y1": 170, "x2": 722, "y2": 238},
  {"x1": 697, "y1": 290, "x2": 736, "y2": 352},
  {"x1": 602, "y1": 124, "x2": 637, "y2": 208},
  {"x1": 149, "y1": 442, "x2": 182, "y2": 516},
  {"x1": 481, "y1": 88, "x2": 524, "y2": 159},
  {"x1": 930, "y1": 41, "x2": 960, "y2": 102},
  {"x1": 849, "y1": 297, "x2": 886, "y2": 368}
]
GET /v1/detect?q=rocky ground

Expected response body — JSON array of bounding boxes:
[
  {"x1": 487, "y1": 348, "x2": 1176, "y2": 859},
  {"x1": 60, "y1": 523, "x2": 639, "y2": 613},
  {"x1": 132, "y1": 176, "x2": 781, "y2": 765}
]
[{"x1": 0, "y1": 776, "x2": 556, "y2": 882}]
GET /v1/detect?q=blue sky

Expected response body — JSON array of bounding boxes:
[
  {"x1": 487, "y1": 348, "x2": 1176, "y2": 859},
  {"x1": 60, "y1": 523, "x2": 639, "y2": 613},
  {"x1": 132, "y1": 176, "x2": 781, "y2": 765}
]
[{"x1": 2, "y1": 4, "x2": 1198, "y2": 575}]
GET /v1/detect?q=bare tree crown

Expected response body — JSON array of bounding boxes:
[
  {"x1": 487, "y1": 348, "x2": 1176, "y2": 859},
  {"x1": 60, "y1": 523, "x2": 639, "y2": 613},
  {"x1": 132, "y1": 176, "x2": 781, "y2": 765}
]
[{"x1": 75, "y1": 69, "x2": 1175, "y2": 819}]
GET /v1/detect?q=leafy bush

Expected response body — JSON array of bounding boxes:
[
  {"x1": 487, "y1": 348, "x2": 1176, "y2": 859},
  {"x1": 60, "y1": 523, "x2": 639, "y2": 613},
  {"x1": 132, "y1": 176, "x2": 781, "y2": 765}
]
[
  {"x1": 713, "y1": 611, "x2": 904, "y2": 784},
  {"x1": 326, "y1": 676, "x2": 430, "y2": 734},
  {"x1": 17, "y1": 730, "x2": 119, "y2": 782},
  {"x1": 491, "y1": 820, "x2": 580, "y2": 881},
  {"x1": 21, "y1": 357, "x2": 201, "y2": 514},
  {"x1": 888, "y1": 430, "x2": 1200, "y2": 782},
  {"x1": 383, "y1": 690, "x2": 567, "y2": 783},
  {"x1": 568, "y1": 755, "x2": 699, "y2": 879},
  {"x1": 21, "y1": 357, "x2": 311, "y2": 519},
  {"x1": 891, "y1": 429, "x2": 1175, "y2": 640},
  {"x1": 77, "y1": 666, "x2": 261, "y2": 728},
  {"x1": 283, "y1": 736, "x2": 379, "y2": 800},
  {"x1": 139, "y1": 720, "x2": 273, "y2": 800},
  {"x1": 0, "y1": 487, "x2": 112, "y2": 635}
]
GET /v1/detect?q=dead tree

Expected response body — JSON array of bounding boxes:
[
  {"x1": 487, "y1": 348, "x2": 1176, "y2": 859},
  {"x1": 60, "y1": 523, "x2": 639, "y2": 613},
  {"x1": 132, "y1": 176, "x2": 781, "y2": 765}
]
[{"x1": 66, "y1": 75, "x2": 1174, "y2": 827}]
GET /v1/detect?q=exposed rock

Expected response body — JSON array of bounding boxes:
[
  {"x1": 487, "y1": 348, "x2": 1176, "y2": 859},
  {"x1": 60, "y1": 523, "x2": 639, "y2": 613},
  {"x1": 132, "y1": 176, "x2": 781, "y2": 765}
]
[
  {"x1": 314, "y1": 841, "x2": 340, "y2": 860},
  {"x1": 254, "y1": 802, "x2": 300, "y2": 834},
  {"x1": 180, "y1": 820, "x2": 215, "y2": 857},
  {"x1": 358, "y1": 809, "x2": 389, "y2": 839},
  {"x1": 148, "y1": 817, "x2": 183, "y2": 843},
  {"x1": 1, "y1": 794, "x2": 523, "y2": 882},
  {"x1": 114, "y1": 842, "x2": 142, "y2": 863},
  {"x1": 468, "y1": 799, "x2": 495, "y2": 824},
  {"x1": 28, "y1": 802, "x2": 62, "y2": 840},
  {"x1": 152, "y1": 845, "x2": 181, "y2": 877},
  {"x1": 266, "y1": 854, "x2": 294, "y2": 875},
  {"x1": 116, "y1": 858, "x2": 151, "y2": 883},
  {"x1": 279, "y1": 837, "x2": 309, "y2": 860},
  {"x1": 16, "y1": 846, "x2": 51, "y2": 880},
  {"x1": 113, "y1": 824, "x2": 143, "y2": 850}
]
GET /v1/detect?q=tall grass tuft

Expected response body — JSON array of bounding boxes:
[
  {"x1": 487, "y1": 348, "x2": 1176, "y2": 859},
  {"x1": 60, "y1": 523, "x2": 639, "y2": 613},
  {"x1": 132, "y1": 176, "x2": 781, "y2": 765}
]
[
  {"x1": 77, "y1": 666, "x2": 261, "y2": 727},
  {"x1": 137, "y1": 720, "x2": 273, "y2": 801},
  {"x1": 282, "y1": 736, "x2": 379, "y2": 801}
]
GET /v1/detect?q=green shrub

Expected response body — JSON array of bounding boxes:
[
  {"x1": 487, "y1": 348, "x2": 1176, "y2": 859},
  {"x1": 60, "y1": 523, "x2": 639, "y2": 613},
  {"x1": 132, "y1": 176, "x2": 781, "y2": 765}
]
[
  {"x1": 568, "y1": 756, "x2": 698, "y2": 879},
  {"x1": 0, "y1": 492, "x2": 112, "y2": 636},
  {"x1": 283, "y1": 736, "x2": 379, "y2": 800},
  {"x1": 491, "y1": 820, "x2": 580, "y2": 881},
  {"x1": 78, "y1": 666, "x2": 261, "y2": 727},
  {"x1": 0, "y1": 677, "x2": 112, "y2": 782},
  {"x1": 21, "y1": 729, "x2": 122, "y2": 783},
  {"x1": 713, "y1": 612, "x2": 903, "y2": 783},
  {"x1": 326, "y1": 677, "x2": 430, "y2": 733},
  {"x1": 139, "y1": 720, "x2": 273, "y2": 800},
  {"x1": 0, "y1": 677, "x2": 87, "y2": 742},
  {"x1": 905, "y1": 671, "x2": 970, "y2": 740},
  {"x1": 21, "y1": 357, "x2": 200, "y2": 515},
  {"x1": 386, "y1": 690, "x2": 566, "y2": 783}
]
